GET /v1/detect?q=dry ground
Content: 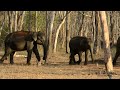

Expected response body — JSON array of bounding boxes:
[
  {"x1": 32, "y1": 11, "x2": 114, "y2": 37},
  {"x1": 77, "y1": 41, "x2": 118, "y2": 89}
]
[{"x1": 0, "y1": 50, "x2": 120, "y2": 79}]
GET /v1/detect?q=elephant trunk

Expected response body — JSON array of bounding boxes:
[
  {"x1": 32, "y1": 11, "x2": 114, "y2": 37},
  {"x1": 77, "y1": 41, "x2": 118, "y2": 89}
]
[{"x1": 43, "y1": 41, "x2": 48, "y2": 61}]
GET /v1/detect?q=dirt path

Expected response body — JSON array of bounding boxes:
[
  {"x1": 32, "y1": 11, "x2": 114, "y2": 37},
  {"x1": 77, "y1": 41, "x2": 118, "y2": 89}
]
[{"x1": 0, "y1": 52, "x2": 120, "y2": 79}]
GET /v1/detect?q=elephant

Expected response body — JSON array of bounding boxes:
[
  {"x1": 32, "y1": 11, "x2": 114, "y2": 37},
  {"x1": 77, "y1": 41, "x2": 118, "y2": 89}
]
[
  {"x1": 0, "y1": 31, "x2": 48, "y2": 65},
  {"x1": 113, "y1": 37, "x2": 120, "y2": 65},
  {"x1": 69, "y1": 36, "x2": 94, "y2": 65}
]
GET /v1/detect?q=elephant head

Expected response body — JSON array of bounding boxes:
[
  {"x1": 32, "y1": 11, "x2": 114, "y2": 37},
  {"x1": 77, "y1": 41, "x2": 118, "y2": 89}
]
[
  {"x1": 25, "y1": 32, "x2": 37, "y2": 42},
  {"x1": 80, "y1": 38, "x2": 94, "y2": 63},
  {"x1": 36, "y1": 31, "x2": 48, "y2": 62}
]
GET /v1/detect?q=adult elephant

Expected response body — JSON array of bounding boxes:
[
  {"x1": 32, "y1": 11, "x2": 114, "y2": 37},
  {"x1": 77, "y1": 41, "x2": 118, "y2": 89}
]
[
  {"x1": 69, "y1": 36, "x2": 94, "y2": 65},
  {"x1": 0, "y1": 31, "x2": 48, "y2": 65}
]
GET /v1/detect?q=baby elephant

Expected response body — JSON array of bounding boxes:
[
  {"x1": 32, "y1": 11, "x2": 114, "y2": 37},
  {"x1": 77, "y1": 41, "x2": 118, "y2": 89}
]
[{"x1": 69, "y1": 36, "x2": 94, "y2": 65}]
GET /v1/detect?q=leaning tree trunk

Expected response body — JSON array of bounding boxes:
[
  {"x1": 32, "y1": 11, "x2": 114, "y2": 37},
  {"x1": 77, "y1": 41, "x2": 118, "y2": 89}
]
[
  {"x1": 53, "y1": 14, "x2": 66, "y2": 53},
  {"x1": 53, "y1": 11, "x2": 71, "y2": 53},
  {"x1": 99, "y1": 11, "x2": 113, "y2": 79}
]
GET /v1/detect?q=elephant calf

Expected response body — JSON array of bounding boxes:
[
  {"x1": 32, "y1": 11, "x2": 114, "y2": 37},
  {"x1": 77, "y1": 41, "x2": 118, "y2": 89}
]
[
  {"x1": 0, "y1": 31, "x2": 48, "y2": 65},
  {"x1": 69, "y1": 36, "x2": 94, "y2": 65}
]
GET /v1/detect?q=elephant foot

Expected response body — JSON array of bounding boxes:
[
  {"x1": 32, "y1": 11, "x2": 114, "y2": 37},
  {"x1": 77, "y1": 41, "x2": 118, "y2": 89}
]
[
  {"x1": 37, "y1": 61, "x2": 41, "y2": 66},
  {"x1": 10, "y1": 62, "x2": 14, "y2": 65},
  {"x1": 26, "y1": 62, "x2": 31, "y2": 65},
  {"x1": 76, "y1": 61, "x2": 81, "y2": 65},
  {"x1": 69, "y1": 63, "x2": 76, "y2": 65},
  {"x1": 43, "y1": 60, "x2": 49, "y2": 65},
  {"x1": 69, "y1": 61, "x2": 76, "y2": 65}
]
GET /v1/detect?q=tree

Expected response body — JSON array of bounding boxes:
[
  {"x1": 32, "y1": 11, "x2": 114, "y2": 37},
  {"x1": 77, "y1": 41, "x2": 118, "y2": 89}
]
[
  {"x1": 53, "y1": 11, "x2": 72, "y2": 53},
  {"x1": 14, "y1": 11, "x2": 18, "y2": 31},
  {"x1": 78, "y1": 11, "x2": 85, "y2": 36},
  {"x1": 46, "y1": 11, "x2": 55, "y2": 63},
  {"x1": 8, "y1": 11, "x2": 14, "y2": 33},
  {"x1": 35, "y1": 11, "x2": 38, "y2": 32},
  {"x1": 28, "y1": 11, "x2": 31, "y2": 31},
  {"x1": 66, "y1": 11, "x2": 71, "y2": 53},
  {"x1": 93, "y1": 11, "x2": 101, "y2": 54},
  {"x1": 0, "y1": 12, "x2": 5, "y2": 47},
  {"x1": 19, "y1": 11, "x2": 25, "y2": 31},
  {"x1": 99, "y1": 11, "x2": 113, "y2": 79}
]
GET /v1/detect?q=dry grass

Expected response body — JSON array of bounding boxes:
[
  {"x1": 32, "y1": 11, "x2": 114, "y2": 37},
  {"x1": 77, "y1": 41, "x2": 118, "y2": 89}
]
[{"x1": 0, "y1": 48, "x2": 120, "y2": 79}]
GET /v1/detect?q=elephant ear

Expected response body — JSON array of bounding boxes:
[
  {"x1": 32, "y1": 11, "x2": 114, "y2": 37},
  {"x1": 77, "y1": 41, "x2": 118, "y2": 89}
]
[
  {"x1": 32, "y1": 32, "x2": 37, "y2": 41},
  {"x1": 25, "y1": 32, "x2": 37, "y2": 41},
  {"x1": 80, "y1": 39, "x2": 88, "y2": 47}
]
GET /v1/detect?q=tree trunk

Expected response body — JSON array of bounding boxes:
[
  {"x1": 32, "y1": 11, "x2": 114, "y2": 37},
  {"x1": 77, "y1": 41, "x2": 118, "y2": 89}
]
[
  {"x1": 46, "y1": 11, "x2": 48, "y2": 42},
  {"x1": 99, "y1": 11, "x2": 113, "y2": 79},
  {"x1": 19, "y1": 11, "x2": 25, "y2": 31},
  {"x1": 46, "y1": 11, "x2": 55, "y2": 58},
  {"x1": 66, "y1": 11, "x2": 71, "y2": 53},
  {"x1": 14, "y1": 11, "x2": 18, "y2": 31},
  {"x1": 58, "y1": 11, "x2": 66, "y2": 49},
  {"x1": 0, "y1": 12, "x2": 5, "y2": 47},
  {"x1": 78, "y1": 11, "x2": 85, "y2": 36},
  {"x1": 93, "y1": 11, "x2": 101, "y2": 54},
  {"x1": 53, "y1": 11, "x2": 71, "y2": 53},
  {"x1": 35, "y1": 11, "x2": 38, "y2": 32},
  {"x1": 28, "y1": 11, "x2": 31, "y2": 31},
  {"x1": 8, "y1": 11, "x2": 14, "y2": 33},
  {"x1": 61, "y1": 23, "x2": 65, "y2": 48},
  {"x1": 0, "y1": 12, "x2": 5, "y2": 36}
]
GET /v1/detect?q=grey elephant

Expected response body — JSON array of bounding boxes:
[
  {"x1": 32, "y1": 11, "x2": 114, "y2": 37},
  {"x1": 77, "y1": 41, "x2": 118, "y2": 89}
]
[
  {"x1": 0, "y1": 31, "x2": 48, "y2": 65},
  {"x1": 69, "y1": 36, "x2": 94, "y2": 65}
]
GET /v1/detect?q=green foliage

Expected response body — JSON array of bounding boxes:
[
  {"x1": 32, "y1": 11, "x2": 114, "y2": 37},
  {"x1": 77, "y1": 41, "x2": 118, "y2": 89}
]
[
  {"x1": 37, "y1": 11, "x2": 46, "y2": 32},
  {"x1": 23, "y1": 11, "x2": 46, "y2": 33}
]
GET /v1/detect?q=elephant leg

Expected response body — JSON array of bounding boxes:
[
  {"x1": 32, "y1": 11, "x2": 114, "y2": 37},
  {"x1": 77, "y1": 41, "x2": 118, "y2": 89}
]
[
  {"x1": 33, "y1": 46, "x2": 41, "y2": 65},
  {"x1": 27, "y1": 50, "x2": 32, "y2": 65},
  {"x1": 113, "y1": 50, "x2": 120, "y2": 65},
  {"x1": 84, "y1": 50, "x2": 89, "y2": 65},
  {"x1": 10, "y1": 51, "x2": 15, "y2": 64},
  {"x1": 77, "y1": 52, "x2": 82, "y2": 65},
  {"x1": 69, "y1": 52, "x2": 75, "y2": 65},
  {"x1": 0, "y1": 47, "x2": 12, "y2": 63}
]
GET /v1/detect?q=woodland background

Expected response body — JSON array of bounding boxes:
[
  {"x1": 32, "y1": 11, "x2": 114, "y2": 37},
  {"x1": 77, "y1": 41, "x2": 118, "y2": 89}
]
[
  {"x1": 0, "y1": 11, "x2": 119, "y2": 79},
  {"x1": 0, "y1": 11, "x2": 119, "y2": 53}
]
